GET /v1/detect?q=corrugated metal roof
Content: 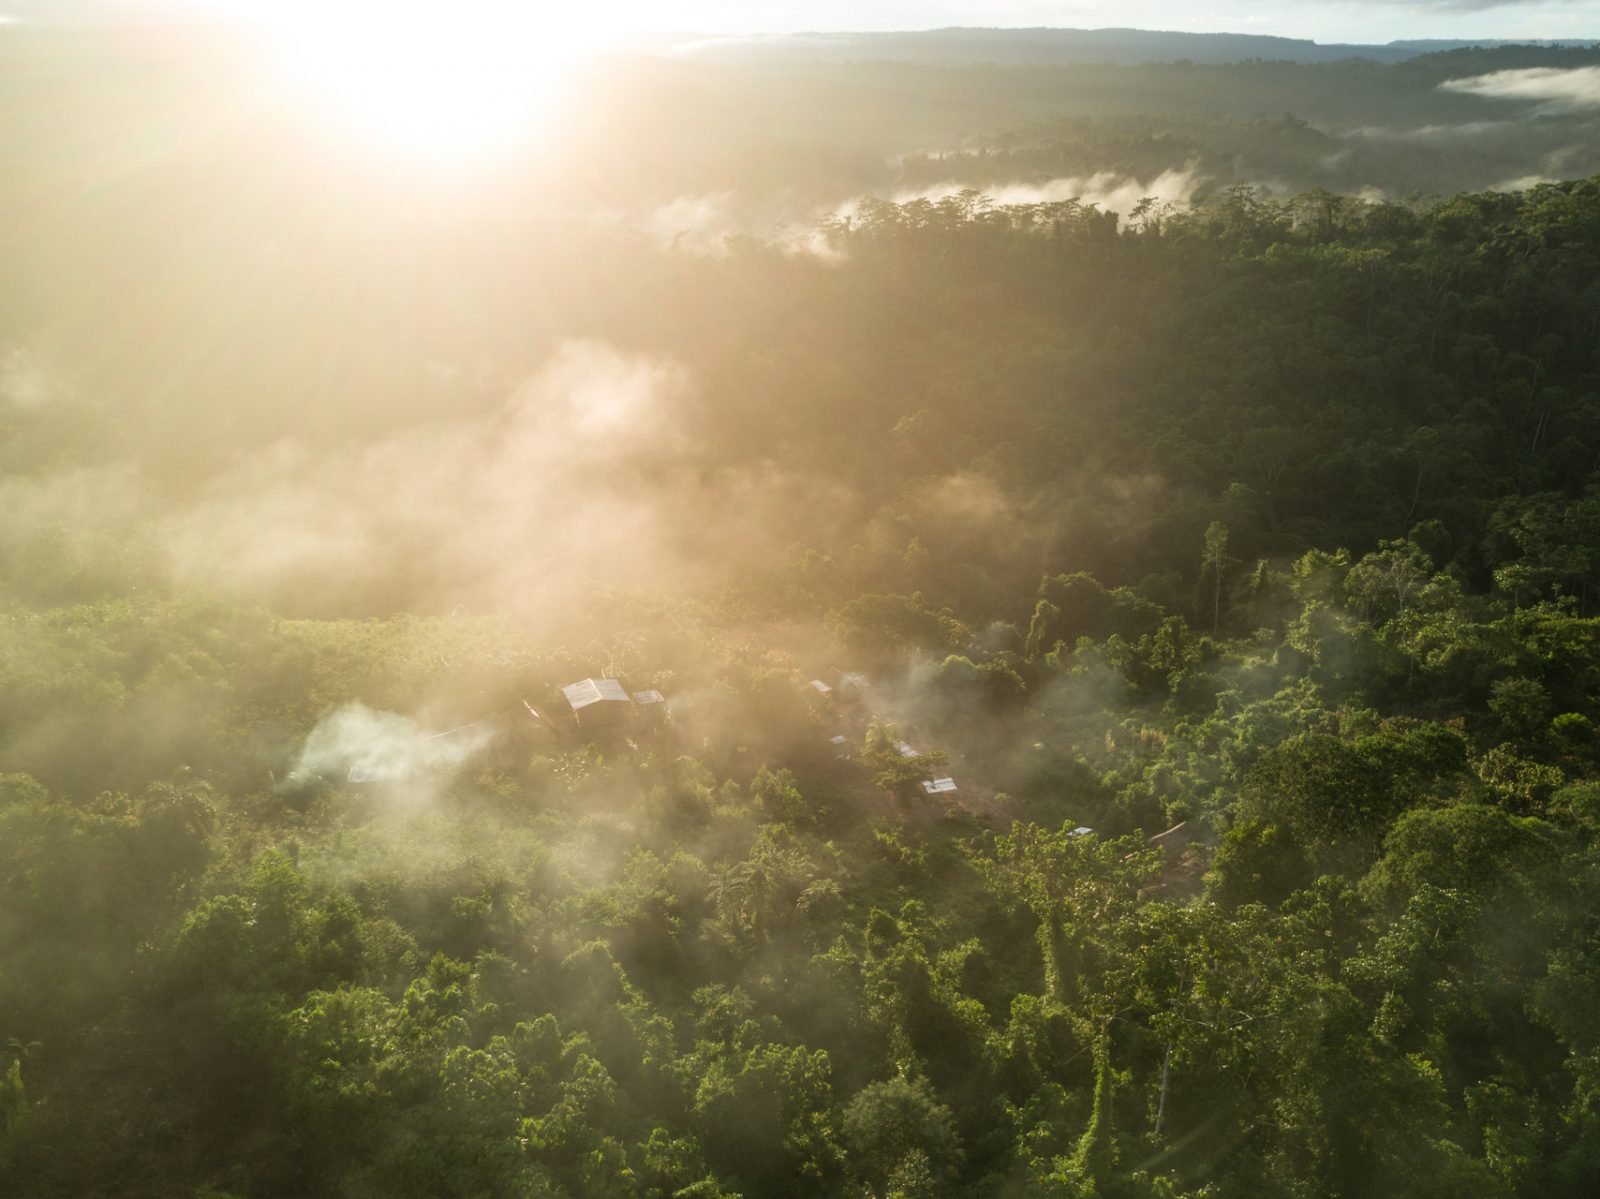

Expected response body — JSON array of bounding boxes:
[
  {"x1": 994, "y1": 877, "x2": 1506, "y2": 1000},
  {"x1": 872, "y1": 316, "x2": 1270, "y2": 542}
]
[
  {"x1": 922, "y1": 777, "x2": 957, "y2": 794},
  {"x1": 829, "y1": 734, "x2": 848, "y2": 745},
  {"x1": 1070, "y1": 826, "x2": 1095, "y2": 837},
  {"x1": 562, "y1": 678, "x2": 632, "y2": 710},
  {"x1": 633, "y1": 689, "x2": 666, "y2": 705},
  {"x1": 809, "y1": 679, "x2": 834, "y2": 694},
  {"x1": 896, "y1": 741, "x2": 919, "y2": 758}
]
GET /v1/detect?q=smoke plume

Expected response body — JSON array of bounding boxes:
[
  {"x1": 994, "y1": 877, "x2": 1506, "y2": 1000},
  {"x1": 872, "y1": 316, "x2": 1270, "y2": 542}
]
[{"x1": 292, "y1": 702, "x2": 495, "y2": 786}]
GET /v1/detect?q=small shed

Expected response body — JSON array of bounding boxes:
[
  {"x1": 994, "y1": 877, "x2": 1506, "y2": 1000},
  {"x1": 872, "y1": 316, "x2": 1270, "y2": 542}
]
[
  {"x1": 562, "y1": 678, "x2": 634, "y2": 728},
  {"x1": 809, "y1": 679, "x2": 834, "y2": 697},
  {"x1": 896, "y1": 740, "x2": 920, "y2": 758},
  {"x1": 922, "y1": 777, "x2": 958, "y2": 795},
  {"x1": 632, "y1": 689, "x2": 669, "y2": 725},
  {"x1": 1069, "y1": 826, "x2": 1095, "y2": 838}
]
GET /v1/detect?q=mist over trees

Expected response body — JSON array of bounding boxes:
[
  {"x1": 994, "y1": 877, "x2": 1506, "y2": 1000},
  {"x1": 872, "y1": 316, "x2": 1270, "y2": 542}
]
[{"x1": 3, "y1": 17, "x2": 1600, "y2": 1199}]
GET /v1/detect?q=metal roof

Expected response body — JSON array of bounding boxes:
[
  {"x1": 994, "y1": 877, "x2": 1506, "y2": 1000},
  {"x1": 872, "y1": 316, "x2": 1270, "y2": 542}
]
[
  {"x1": 829, "y1": 734, "x2": 848, "y2": 745},
  {"x1": 896, "y1": 741, "x2": 919, "y2": 758},
  {"x1": 1149, "y1": 821, "x2": 1191, "y2": 848},
  {"x1": 838, "y1": 672, "x2": 869, "y2": 689},
  {"x1": 922, "y1": 777, "x2": 957, "y2": 794},
  {"x1": 1070, "y1": 826, "x2": 1095, "y2": 837},
  {"x1": 562, "y1": 678, "x2": 633, "y2": 710},
  {"x1": 809, "y1": 679, "x2": 834, "y2": 694},
  {"x1": 633, "y1": 689, "x2": 666, "y2": 705}
]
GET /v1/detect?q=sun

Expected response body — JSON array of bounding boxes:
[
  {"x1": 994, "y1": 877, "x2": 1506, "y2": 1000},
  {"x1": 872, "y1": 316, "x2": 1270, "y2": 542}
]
[{"x1": 214, "y1": 0, "x2": 608, "y2": 165}]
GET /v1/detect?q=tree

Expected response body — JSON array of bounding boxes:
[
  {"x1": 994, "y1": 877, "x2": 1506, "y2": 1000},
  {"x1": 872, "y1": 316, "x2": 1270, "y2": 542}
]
[
  {"x1": 1487, "y1": 676, "x2": 1552, "y2": 742},
  {"x1": 0, "y1": 1058, "x2": 26, "y2": 1180},
  {"x1": 1201, "y1": 521, "x2": 1235, "y2": 634},
  {"x1": 842, "y1": 1074, "x2": 962, "y2": 1195},
  {"x1": 1238, "y1": 733, "x2": 1403, "y2": 875},
  {"x1": 1207, "y1": 816, "x2": 1312, "y2": 908},
  {"x1": 981, "y1": 824, "x2": 1158, "y2": 1008},
  {"x1": 829, "y1": 592, "x2": 970, "y2": 664},
  {"x1": 1345, "y1": 539, "x2": 1435, "y2": 624}
]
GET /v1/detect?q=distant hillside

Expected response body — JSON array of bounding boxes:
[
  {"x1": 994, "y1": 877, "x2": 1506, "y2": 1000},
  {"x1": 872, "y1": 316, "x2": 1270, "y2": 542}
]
[{"x1": 679, "y1": 26, "x2": 1600, "y2": 67}]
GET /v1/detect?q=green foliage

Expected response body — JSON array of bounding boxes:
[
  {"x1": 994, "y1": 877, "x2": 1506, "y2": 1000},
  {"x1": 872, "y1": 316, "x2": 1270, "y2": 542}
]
[
  {"x1": 1237, "y1": 732, "x2": 1405, "y2": 874},
  {"x1": 842, "y1": 1074, "x2": 963, "y2": 1193},
  {"x1": 829, "y1": 593, "x2": 970, "y2": 665},
  {"x1": 1364, "y1": 804, "x2": 1561, "y2": 910},
  {"x1": 0, "y1": 1059, "x2": 26, "y2": 1168},
  {"x1": 1206, "y1": 816, "x2": 1310, "y2": 909}
]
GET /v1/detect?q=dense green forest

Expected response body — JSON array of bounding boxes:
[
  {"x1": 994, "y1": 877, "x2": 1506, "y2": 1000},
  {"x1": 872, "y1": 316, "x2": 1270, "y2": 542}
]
[{"x1": 5, "y1": 20, "x2": 1600, "y2": 1199}]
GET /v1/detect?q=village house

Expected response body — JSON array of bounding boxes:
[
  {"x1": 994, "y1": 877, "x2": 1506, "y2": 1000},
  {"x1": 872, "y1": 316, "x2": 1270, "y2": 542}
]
[{"x1": 561, "y1": 678, "x2": 635, "y2": 728}]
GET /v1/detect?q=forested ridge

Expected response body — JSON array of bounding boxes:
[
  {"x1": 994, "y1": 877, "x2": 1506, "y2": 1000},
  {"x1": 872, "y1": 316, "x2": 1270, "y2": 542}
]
[{"x1": 5, "y1": 80, "x2": 1600, "y2": 1199}]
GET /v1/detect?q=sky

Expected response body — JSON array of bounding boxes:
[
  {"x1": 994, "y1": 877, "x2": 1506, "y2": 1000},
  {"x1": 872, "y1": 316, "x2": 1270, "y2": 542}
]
[
  {"x1": 636, "y1": 2, "x2": 1600, "y2": 41},
  {"x1": 3, "y1": 0, "x2": 1597, "y2": 43}
]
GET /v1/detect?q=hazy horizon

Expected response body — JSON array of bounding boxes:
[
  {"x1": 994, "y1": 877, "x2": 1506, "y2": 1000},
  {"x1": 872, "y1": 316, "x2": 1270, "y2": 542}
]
[{"x1": 3, "y1": 0, "x2": 1598, "y2": 46}]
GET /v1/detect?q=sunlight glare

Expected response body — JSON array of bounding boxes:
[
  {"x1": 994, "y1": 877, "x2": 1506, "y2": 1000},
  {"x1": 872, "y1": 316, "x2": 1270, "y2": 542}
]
[{"x1": 224, "y1": 0, "x2": 609, "y2": 164}]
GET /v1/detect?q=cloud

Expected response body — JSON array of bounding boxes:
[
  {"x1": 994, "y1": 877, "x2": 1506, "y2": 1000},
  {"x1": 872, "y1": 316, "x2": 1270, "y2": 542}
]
[
  {"x1": 1442, "y1": 66, "x2": 1600, "y2": 112},
  {"x1": 1400, "y1": 2, "x2": 1571, "y2": 9}
]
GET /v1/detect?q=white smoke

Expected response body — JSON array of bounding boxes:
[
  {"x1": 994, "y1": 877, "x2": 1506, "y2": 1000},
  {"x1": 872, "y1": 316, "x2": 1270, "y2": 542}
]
[
  {"x1": 292, "y1": 702, "x2": 495, "y2": 786},
  {"x1": 0, "y1": 345, "x2": 67, "y2": 412}
]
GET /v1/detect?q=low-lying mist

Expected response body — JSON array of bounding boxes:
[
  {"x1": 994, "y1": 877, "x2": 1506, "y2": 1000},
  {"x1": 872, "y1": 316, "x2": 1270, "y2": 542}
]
[
  {"x1": 0, "y1": 339, "x2": 874, "y2": 619},
  {"x1": 622, "y1": 166, "x2": 1200, "y2": 258},
  {"x1": 1442, "y1": 64, "x2": 1600, "y2": 112}
]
